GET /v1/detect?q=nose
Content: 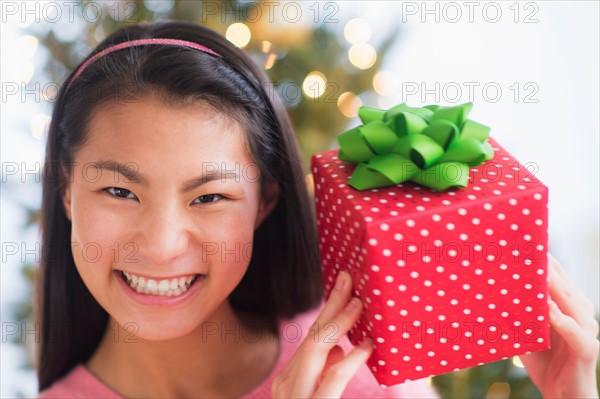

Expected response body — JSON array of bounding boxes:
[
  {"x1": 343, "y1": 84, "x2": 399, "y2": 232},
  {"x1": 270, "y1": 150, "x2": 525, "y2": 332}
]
[{"x1": 135, "y1": 202, "x2": 190, "y2": 265}]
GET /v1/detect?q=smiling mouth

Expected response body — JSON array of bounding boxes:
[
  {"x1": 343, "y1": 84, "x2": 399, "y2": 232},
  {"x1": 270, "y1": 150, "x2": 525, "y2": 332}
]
[{"x1": 117, "y1": 270, "x2": 204, "y2": 296}]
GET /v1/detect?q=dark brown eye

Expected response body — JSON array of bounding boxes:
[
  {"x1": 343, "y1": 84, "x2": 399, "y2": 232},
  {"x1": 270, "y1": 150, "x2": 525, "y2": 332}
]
[
  {"x1": 105, "y1": 187, "x2": 135, "y2": 199},
  {"x1": 194, "y1": 194, "x2": 225, "y2": 204}
]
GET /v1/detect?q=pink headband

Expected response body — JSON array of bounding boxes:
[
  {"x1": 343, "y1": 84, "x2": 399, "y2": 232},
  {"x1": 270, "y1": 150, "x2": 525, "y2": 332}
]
[{"x1": 65, "y1": 38, "x2": 221, "y2": 91}]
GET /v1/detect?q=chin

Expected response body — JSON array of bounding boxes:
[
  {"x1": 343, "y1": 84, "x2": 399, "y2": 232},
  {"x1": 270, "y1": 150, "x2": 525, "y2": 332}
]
[{"x1": 111, "y1": 310, "x2": 213, "y2": 342}]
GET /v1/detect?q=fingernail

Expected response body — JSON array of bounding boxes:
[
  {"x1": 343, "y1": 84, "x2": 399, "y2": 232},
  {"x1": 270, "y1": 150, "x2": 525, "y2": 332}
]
[
  {"x1": 335, "y1": 272, "x2": 347, "y2": 290},
  {"x1": 345, "y1": 297, "x2": 361, "y2": 313}
]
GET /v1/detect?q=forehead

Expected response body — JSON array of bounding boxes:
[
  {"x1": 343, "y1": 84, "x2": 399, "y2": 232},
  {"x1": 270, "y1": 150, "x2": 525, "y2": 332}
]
[{"x1": 78, "y1": 95, "x2": 253, "y2": 172}]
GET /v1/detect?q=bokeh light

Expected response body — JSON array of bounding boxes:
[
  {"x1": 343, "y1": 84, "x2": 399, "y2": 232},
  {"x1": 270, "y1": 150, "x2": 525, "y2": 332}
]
[
  {"x1": 42, "y1": 85, "x2": 58, "y2": 102},
  {"x1": 344, "y1": 18, "x2": 372, "y2": 44},
  {"x1": 305, "y1": 173, "x2": 315, "y2": 194},
  {"x1": 302, "y1": 71, "x2": 327, "y2": 99},
  {"x1": 348, "y1": 43, "x2": 377, "y2": 69},
  {"x1": 373, "y1": 70, "x2": 399, "y2": 96},
  {"x1": 337, "y1": 92, "x2": 362, "y2": 118},
  {"x1": 226, "y1": 23, "x2": 251, "y2": 48},
  {"x1": 264, "y1": 53, "x2": 277, "y2": 70},
  {"x1": 512, "y1": 356, "x2": 524, "y2": 368},
  {"x1": 261, "y1": 40, "x2": 272, "y2": 53}
]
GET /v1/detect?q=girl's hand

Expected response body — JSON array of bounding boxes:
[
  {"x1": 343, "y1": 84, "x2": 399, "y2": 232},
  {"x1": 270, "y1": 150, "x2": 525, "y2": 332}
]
[
  {"x1": 520, "y1": 254, "x2": 600, "y2": 398},
  {"x1": 271, "y1": 271, "x2": 374, "y2": 398}
]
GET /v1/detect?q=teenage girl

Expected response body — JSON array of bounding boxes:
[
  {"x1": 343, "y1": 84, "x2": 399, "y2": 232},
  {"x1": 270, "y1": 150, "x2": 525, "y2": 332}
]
[{"x1": 36, "y1": 21, "x2": 599, "y2": 398}]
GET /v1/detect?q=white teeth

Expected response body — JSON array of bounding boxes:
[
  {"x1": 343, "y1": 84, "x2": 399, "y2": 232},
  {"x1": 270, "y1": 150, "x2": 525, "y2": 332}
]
[
  {"x1": 147, "y1": 279, "x2": 158, "y2": 292},
  {"x1": 120, "y1": 271, "x2": 199, "y2": 297},
  {"x1": 158, "y1": 280, "x2": 170, "y2": 292}
]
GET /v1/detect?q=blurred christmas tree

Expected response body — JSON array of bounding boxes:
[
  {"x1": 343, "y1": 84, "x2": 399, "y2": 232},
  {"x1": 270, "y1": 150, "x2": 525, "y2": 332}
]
[
  {"x1": 32, "y1": 0, "x2": 399, "y2": 167},
  {"x1": 11, "y1": 0, "x2": 598, "y2": 397}
]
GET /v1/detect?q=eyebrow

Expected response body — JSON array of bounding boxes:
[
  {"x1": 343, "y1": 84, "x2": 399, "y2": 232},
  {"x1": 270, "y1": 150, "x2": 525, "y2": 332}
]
[{"x1": 91, "y1": 160, "x2": 240, "y2": 192}]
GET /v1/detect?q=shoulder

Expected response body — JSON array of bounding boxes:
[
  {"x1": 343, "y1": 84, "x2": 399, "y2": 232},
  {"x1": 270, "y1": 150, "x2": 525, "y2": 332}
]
[
  {"x1": 276, "y1": 303, "x2": 440, "y2": 398},
  {"x1": 37, "y1": 364, "x2": 122, "y2": 399}
]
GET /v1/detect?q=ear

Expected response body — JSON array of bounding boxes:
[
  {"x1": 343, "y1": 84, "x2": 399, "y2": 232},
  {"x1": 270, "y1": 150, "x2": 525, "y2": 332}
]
[
  {"x1": 254, "y1": 180, "x2": 279, "y2": 230},
  {"x1": 62, "y1": 185, "x2": 73, "y2": 222}
]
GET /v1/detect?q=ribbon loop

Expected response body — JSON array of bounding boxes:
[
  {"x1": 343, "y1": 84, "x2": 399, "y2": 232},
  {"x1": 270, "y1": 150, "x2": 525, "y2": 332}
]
[
  {"x1": 338, "y1": 127, "x2": 374, "y2": 163},
  {"x1": 422, "y1": 120, "x2": 460, "y2": 150},
  {"x1": 430, "y1": 102, "x2": 473, "y2": 127},
  {"x1": 359, "y1": 106, "x2": 387, "y2": 124},
  {"x1": 386, "y1": 111, "x2": 428, "y2": 137},
  {"x1": 368, "y1": 154, "x2": 419, "y2": 184},
  {"x1": 390, "y1": 134, "x2": 444, "y2": 169},
  {"x1": 337, "y1": 102, "x2": 494, "y2": 191},
  {"x1": 360, "y1": 121, "x2": 398, "y2": 154}
]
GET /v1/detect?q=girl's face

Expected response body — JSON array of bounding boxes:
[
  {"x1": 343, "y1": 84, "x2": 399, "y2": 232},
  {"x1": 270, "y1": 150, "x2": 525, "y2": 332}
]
[{"x1": 62, "y1": 94, "x2": 278, "y2": 340}]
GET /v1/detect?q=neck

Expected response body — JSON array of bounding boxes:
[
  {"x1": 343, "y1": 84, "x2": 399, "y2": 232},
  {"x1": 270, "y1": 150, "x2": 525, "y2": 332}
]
[{"x1": 86, "y1": 301, "x2": 280, "y2": 398}]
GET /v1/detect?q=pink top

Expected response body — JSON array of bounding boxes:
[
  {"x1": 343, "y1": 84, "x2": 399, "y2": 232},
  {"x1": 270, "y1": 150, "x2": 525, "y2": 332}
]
[{"x1": 38, "y1": 305, "x2": 439, "y2": 398}]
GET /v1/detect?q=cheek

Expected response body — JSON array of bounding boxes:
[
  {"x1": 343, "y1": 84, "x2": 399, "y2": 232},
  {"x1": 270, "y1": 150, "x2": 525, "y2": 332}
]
[
  {"x1": 206, "y1": 221, "x2": 254, "y2": 265},
  {"x1": 69, "y1": 192, "x2": 126, "y2": 280},
  {"x1": 202, "y1": 206, "x2": 257, "y2": 287}
]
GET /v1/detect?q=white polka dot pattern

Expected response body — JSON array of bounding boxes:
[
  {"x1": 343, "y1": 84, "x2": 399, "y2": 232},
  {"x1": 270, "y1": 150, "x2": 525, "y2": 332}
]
[{"x1": 310, "y1": 137, "x2": 550, "y2": 386}]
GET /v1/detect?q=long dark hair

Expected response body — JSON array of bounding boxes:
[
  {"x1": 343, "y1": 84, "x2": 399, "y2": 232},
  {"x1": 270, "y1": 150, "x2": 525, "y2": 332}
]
[{"x1": 37, "y1": 20, "x2": 322, "y2": 391}]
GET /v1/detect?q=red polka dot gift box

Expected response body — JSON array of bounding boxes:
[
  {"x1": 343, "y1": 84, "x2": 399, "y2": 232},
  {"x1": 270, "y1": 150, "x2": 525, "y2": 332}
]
[{"x1": 310, "y1": 103, "x2": 550, "y2": 386}]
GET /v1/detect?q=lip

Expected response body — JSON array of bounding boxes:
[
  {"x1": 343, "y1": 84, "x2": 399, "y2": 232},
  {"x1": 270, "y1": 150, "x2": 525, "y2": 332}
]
[
  {"x1": 114, "y1": 270, "x2": 205, "y2": 307},
  {"x1": 116, "y1": 270, "x2": 203, "y2": 280}
]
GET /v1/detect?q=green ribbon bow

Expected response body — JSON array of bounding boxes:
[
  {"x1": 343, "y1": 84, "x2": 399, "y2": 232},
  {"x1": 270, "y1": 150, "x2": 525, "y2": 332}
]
[{"x1": 337, "y1": 102, "x2": 494, "y2": 191}]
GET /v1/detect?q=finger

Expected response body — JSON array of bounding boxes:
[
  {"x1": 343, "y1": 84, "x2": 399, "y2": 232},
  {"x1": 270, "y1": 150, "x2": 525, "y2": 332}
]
[
  {"x1": 548, "y1": 254, "x2": 596, "y2": 317},
  {"x1": 318, "y1": 345, "x2": 345, "y2": 386},
  {"x1": 548, "y1": 261, "x2": 595, "y2": 329},
  {"x1": 278, "y1": 278, "x2": 361, "y2": 397},
  {"x1": 311, "y1": 271, "x2": 354, "y2": 330},
  {"x1": 292, "y1": 297, "x2": 364, "y2": 397},
  {"x1": 548, "y1": 254, "x2": 595, "y2": 315},
  {"x1": 313, "y1": 338, "x2": 375, "y2": 398},
  {"x1": 549, "y1": 293, "x2": 599, "y2": 342},
  {"x1": 311, "y1": 297, "x2": 364, "y2": 348},
  {"x1": 549, "y1": 299, "x2": 599, "y2": 358}
]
